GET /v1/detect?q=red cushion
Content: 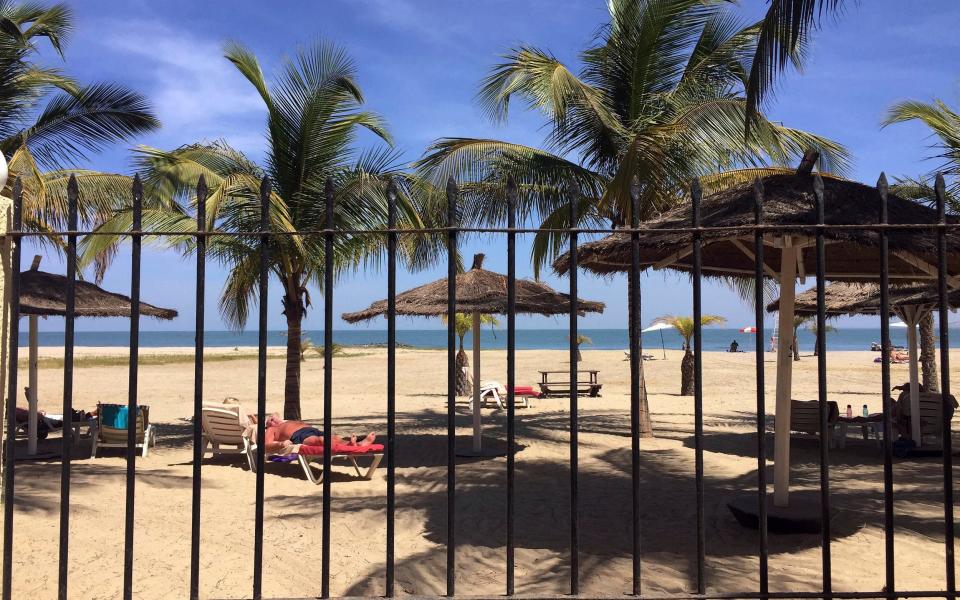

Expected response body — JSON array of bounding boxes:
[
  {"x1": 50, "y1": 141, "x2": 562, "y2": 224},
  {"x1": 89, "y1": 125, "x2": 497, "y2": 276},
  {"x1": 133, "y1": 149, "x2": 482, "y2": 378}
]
[
  {"x1": 297, "y1": 443, "x2": 384, "y2": 456},
  {"x1": 513, "y1": 386, "x2": 540, "y2": 397}
]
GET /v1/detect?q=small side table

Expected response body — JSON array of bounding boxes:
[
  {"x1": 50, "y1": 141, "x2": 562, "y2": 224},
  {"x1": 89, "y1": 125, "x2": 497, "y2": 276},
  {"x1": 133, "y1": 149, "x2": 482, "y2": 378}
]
[{"x1": 836, "y1": 415, "x2": 884, "y2": 450}]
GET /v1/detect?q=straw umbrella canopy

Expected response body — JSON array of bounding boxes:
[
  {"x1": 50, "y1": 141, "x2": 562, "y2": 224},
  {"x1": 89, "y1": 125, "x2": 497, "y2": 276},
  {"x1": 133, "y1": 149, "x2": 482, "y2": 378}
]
[
  {"x1": 769, "y1": 282, "x2": 960, "y2": 444},
  {"x1": 343, "y1": 253, "x2": 604, "y2": 456},
  {"x1": 554, "y1": 165, "x2": 960, "y2": 507},
  {"x1": 18, "y1": 259, "x2": 177, "y2": 454}
]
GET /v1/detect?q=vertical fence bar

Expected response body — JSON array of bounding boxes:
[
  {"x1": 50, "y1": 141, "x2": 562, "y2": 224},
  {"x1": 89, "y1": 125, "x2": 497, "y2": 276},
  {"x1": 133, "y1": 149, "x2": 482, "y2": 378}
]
[
  {"x1": 569, "y1": 193, "x2": 579, "y2": 596},
  {"x1": 629, "y1": 176, "x2": 642, "y2": 596},
  {"x1": 812, "y1": 174, "x2": 832, "y2": 597},
  {"x1": 386, "y1": 179, "x2": 397, "y2": 598},
  {"x1": 2, "y1": 178, "x2": 23, "y2": 600},
  {"x1": 877, "y1": 173, "x2": 895, "y2": 597},
  {"x1": 122, "y1": 175, "x2": 143, "y2": 600},
  {"x1": 322, "y1": 178, "x2": 334, "y2": 599},
  {"x1": 691, "y1": 179, "x2": 706, "y2": 594},
  {"x1": 934, "y1": 173, "x2": 956, "y2": 594},
  {"x1": 190, "y1": 176, "x2": 207, "y2": 600},
  {"x1": 252, "y1": 177, "x2": 270, "y2": 600},
  {"x1": 57, "y1": 174, "x2": 78, "y2": 600},
  {"x1": 506, "y1": 175, "x2": 517, "y2": 596},
  {"x1": 752, "y1": 178, "x2": 769, "y2": 594},
  {"x1": 445, "y1": 177, "x2": 457, "y2": 597}
]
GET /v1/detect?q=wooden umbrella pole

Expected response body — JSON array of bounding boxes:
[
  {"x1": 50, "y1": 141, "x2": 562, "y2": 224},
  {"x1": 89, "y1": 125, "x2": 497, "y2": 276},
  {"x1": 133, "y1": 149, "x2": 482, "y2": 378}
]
[
  {"x1": 472, "y1": 311, "x2": 482, "y2": 452},
  {"x1": 27, "y1": 316, "x2": 37, "y2": 455},
  {"x1": 901, "y1": 305, "x2": 923, "y2": 443},
  {"x1": 774, "y1": 237, "x2": 797, "y2": 507}
]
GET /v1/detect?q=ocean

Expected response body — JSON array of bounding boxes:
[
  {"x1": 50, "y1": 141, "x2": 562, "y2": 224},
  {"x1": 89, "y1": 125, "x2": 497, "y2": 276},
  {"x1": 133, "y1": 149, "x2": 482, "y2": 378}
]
[{"x1": 17, "y1": 327, "x2": 956, "y2": 352}]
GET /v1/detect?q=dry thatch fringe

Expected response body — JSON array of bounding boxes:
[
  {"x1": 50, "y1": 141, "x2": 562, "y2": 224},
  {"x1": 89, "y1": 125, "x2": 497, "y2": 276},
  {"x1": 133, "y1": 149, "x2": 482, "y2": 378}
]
[
  {"x1": 19, "y1": 270, "x2": 177, "y2": 319},
  {"x1": 768, "y1": 282, "x2": 960, "y2": 317},
  {"x1": 342, "y1": 253, "x2": 604, "y2": 323},
  {"x1": 553, "y1": 173, "x2": 960, "y2": 282}
]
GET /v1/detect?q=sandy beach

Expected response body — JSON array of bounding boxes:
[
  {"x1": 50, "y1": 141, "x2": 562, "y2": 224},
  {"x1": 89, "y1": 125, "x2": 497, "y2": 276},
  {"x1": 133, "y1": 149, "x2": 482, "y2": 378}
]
[{"x1": 2, "y1": 346, "x2": 957, "y2": 599}]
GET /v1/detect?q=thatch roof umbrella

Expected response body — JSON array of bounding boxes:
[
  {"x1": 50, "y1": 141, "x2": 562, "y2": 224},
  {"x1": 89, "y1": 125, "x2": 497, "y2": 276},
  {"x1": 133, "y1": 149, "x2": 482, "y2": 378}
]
[
  {"x1": 769, "y1": 282, "x2": 960, "y2": 444},
  {"x1": 18, "y1": 257, "x2": 178, "y2": 454},
  {"x1": 343, "y1": 253, "x2": 604, "y2": 456},
  {"x1": 554, "y1": 161, "x2": 960, "y2": 507}
]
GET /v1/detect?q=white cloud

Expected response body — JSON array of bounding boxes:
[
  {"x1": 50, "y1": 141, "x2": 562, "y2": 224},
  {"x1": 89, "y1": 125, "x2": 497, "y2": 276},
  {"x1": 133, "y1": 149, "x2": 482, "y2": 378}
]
[{"x1": 91, "y1": 18, "x2": 266, "y2": 152}]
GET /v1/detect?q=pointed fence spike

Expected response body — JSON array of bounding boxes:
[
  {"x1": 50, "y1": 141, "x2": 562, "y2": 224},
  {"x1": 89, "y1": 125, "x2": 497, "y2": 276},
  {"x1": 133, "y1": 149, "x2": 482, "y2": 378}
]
[
  {"x1": 690, "y1": 177, "x2": 702, "y2": 200},
  {"x1": 197, "y1": 174, "x2": 208, "y2": 198},
  {"x1": 386, "y1": 177, "x2": 398, "y2": 200},
  {"x1": 12, "y1": 176, "x2": 21, "y2": 198},
  {"x1": 877, "y1": 172, "x2": 889, "y2": 197},
  {"x1": 446, "y1": 176, "x2": 459, "y2": 197},
  {"x1": 67, "y1": 173, "x2": 78, "y2": 196},
  {"x1": 813, "y1": 172, "x2": 824, "y2": 198},
  {"x1": 935, "y1": 172, "x2": 947, "y2": 197},
  {"x1": 132, "y1": 172, "x2": 143, "y2": 196}
]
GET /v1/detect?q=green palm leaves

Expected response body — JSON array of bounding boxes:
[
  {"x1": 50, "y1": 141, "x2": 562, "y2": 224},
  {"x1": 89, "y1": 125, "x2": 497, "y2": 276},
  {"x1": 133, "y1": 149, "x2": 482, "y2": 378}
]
[
  {"x1": 416, "y1": 0, "x2": 848, "y2": 276},
  {"x1": 883, "y1": 99, "x2": 960, "y2": 207},
  {"x1": 0, "y1": 1, "x2": 158, "y2": 241}
]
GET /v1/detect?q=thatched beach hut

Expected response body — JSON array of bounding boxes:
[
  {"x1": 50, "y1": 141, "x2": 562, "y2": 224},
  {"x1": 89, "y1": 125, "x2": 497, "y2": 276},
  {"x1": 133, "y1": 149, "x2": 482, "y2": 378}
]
[
  {"x1": 18, "y1": 259, "x2": 177, "y2": 454},
  {"x1": 344, "y1": 253, "x2": 604, "y2": 456},
  {"x1": 555, "y1": 165, "x2": 960, "y2": 508}
]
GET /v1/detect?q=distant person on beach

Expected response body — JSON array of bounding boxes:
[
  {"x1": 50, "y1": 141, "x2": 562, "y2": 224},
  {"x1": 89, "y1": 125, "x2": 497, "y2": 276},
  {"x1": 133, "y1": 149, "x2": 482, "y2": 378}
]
[
  {"x1": 261, "y1": 414, "x2": 376, "y2": 453},
  {"x1": 728, "y1": 340, "x2": 739, "y2": 353}
]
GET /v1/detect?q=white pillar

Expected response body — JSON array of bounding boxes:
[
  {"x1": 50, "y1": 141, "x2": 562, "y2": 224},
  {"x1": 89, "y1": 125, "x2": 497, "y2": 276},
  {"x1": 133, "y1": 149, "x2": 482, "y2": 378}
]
[
  {"x1": 27, "y1": 316, "x2": 37, "y2": 455},
  {"x1": 472, "y1": 311, "x2": 482, "y2": 452},
  {"x1": 774, "y1": 238, "x2": 797, "y2": 507},
  {"x1": 900, "y1": 306, "x2": 922, "y2": 444}
]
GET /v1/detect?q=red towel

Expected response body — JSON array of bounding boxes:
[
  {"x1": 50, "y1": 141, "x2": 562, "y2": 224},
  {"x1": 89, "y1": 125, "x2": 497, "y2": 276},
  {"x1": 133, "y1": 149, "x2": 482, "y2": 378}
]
[
  {"x1": 513, "y1": 386, "x2": 541, "y2": 398},
  {"x1": 297, "y1": 443, "x2": 384, "y2": 456}
]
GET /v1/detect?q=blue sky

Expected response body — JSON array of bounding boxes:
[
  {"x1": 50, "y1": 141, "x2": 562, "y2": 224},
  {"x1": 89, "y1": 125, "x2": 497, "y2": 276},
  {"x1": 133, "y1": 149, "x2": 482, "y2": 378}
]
[{"x1": 24, "y1": 0, "x2": 960, "y2": 333}]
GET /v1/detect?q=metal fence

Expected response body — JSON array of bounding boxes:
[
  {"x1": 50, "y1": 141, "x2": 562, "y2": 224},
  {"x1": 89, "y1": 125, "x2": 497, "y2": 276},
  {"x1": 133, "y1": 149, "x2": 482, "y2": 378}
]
[{"x1": 0, "y1": 170, "x2": 956, "y2": 600}]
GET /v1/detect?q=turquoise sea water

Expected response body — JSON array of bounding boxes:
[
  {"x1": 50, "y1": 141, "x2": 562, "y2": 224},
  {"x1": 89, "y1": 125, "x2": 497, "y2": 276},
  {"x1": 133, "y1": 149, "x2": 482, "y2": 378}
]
[{"x1": 17, "y1": 327, "x2": 958, "y2": 351}]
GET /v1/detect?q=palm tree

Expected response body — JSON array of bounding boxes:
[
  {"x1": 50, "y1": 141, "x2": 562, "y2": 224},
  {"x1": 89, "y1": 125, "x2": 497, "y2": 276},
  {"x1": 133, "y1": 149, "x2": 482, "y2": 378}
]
[
  {"x1": 416, "y1": 0, "x2": 848, "y2": 276},
  {"x1": 81, "y1": 41, "x2": 443, "y2": 420},
  {"x1": 0, "y1": 2, "x2": 158, "y2": 243},
  {"x1": 654, "y1": 314, "x2": 726, "y2": 396},
  {"x1": 572, "y1": 334, "x2": 593, "y2": 363},
  {"x1": 807, "y1": 320, "x2": 836, "y2": 357},
  {"x1": 881, "y1": 98, "x2": 960, "y2": 392},
  {"x1": 442, "y1": 313, "x2": 500, "y2": 395}
]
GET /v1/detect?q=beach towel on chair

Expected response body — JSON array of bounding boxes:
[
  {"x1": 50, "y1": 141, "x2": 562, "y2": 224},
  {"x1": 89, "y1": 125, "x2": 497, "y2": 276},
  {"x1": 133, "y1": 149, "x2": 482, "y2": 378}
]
[{"x1": 297, "y1": 443, "x2": 384, "y2": 456}]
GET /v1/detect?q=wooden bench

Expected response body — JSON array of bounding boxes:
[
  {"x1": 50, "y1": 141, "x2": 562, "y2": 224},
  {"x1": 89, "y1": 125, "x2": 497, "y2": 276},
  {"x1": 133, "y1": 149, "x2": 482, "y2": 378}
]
[{"x1": 538, "y1": 370, "x2": 602, "y2": 398}]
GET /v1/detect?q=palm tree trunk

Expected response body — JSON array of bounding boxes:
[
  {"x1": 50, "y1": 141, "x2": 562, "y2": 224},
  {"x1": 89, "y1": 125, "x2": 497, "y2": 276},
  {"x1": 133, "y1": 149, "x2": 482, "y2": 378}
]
[
  {"x1": 627, "y1": 273, "x2": 654, "y2": 436},
  {"x1": 455, "y1": 338, "x2": 471, "y2": 396},
  {"x1": 793, "y1": 334, "x2": 800, "y2": 361},
  {"x1": 282, "y1": 279, "x2": 305, "y2": 420},
  {"x1": 920, "y1": 312, "x2": 938, "y2": 392},
  {"x1": 680, "y1": 349, "x2": 695, "y2": 396}
]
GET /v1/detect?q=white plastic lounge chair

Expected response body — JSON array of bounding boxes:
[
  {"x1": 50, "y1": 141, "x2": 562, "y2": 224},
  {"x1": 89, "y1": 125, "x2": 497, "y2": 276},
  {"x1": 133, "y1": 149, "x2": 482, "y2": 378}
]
[
  {"x1": 201, "y1": 405, "x2": 255, "y2": 471},
  {"x1": 477, "y1": 381, "x2": 535, "y2": 410},
  {"x1": 245, "y1": 442, "x2": 383, "y2": 485},
  {"x1": 91, "y1": 403, "x2": 156, "y2": 458}
]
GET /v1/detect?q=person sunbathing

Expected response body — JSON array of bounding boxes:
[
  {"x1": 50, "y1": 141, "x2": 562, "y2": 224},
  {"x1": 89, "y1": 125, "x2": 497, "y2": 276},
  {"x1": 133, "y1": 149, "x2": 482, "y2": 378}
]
[{"x1": 262, "y1": 414, "x2": 376, "y2": 453}]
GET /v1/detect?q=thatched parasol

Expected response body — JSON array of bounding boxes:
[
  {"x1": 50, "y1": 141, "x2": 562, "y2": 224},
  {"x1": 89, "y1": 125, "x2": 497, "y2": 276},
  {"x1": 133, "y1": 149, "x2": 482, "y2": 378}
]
[
  {"x1": 18, "y1": 258, "x2": 178, "y2": 454},
  {"x1": 769, "y1": 282, "x2": 960, "y2": 444},
  {"x1": 344, "y1": 253, "x2": 604, "y2": 456},
  {"x1": 554, "y1": 158, "x2": 960, "y2": 508}
]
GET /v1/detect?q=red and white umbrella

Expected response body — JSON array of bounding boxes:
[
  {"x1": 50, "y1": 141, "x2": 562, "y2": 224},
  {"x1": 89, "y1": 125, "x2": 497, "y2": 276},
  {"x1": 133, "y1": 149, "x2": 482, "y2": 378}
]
[{"x1": 739, "y1": 326, "x2": 758, "y2": 333}]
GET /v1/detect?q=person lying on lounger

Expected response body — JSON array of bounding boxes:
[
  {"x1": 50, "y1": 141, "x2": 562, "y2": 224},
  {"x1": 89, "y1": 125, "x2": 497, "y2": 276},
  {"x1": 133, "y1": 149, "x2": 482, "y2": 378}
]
[{"x1": 261, "y1": 414, "x2": 376, "y2": 453}]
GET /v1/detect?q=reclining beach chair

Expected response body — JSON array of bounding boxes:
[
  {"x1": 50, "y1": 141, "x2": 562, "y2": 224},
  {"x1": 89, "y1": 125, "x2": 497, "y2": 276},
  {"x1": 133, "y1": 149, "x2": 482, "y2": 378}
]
[
  {"x1": 91, "y1": 403, "x2": 156, "y2": 458},
  {"x1": 786, "y1": 400, "x2": 840, "y2": 448},
  {"x1": 477, "y1": 381, "x2": 539, "y2": 410},
  {"x1": 246, "y1": 440, "x2": 384, "y2": 485},
  {"x1": 201, "y1": 405, "x2": 255, "y2": 470}
]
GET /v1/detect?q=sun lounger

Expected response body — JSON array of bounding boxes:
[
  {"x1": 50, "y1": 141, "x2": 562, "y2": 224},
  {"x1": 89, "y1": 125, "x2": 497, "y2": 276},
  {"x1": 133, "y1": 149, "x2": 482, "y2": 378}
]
[
  {"x1": 477, "y1": 381, "x2": 540, "y2": 409},
  {"x1": 91, "y1": 403, "x2": 156, "y2": 458},
  {"x1": 784, "y1": 400, "x2": 840, "y2": 448},
  {"x1": 246, "y1": 440, "x2": 384, "y2": 485},
  {"x1": 201, "y1": 405, "x2": 255, "y2": 470}
]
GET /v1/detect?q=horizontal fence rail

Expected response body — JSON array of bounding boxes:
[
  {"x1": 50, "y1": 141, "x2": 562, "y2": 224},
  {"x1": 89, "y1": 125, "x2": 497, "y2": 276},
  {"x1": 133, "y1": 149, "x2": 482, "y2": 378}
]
[{"x1": 0, "y1": 170, "x2": 956, "y2": 600}]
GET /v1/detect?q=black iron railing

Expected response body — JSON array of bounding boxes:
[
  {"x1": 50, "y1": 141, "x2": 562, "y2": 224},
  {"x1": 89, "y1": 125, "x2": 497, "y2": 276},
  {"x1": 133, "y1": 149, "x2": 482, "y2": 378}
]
[{"x1": 0, "y1": 171, "x2": 957, "y2": 600}]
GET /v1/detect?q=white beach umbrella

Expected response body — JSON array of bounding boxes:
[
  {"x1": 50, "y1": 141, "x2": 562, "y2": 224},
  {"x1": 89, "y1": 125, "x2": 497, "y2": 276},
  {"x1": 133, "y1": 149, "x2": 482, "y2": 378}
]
[{"x1": 641, "y1": 321, "x2": 671, "y2": 359}]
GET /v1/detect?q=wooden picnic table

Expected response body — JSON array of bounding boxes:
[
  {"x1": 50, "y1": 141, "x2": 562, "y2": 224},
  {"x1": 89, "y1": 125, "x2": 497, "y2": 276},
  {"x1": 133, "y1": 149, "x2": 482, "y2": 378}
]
[{"x1": 537, "y1": 369, "x2": 602, "y2": 398}]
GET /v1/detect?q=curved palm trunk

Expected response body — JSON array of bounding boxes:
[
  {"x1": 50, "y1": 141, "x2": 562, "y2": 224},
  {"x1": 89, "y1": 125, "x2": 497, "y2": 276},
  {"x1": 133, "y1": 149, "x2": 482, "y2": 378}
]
[
  {"x1": 627, "y1": 273, "x2": 654, "y2": 436},
  {"x1": 920, "y1": 312, "x2": 938, "y2": 392},
  {"x1": 455, "y1": 336, "x2": 471, "y2": 395},
  {"x1": 282, "y1": 279, "x2": 305, "y2": 420},
  {"x1": 793, "y1": 333, "x2": 800, "y2": 361},
  {"x1": 680, "y1": 348, "x2": 695, "y2": 396}
]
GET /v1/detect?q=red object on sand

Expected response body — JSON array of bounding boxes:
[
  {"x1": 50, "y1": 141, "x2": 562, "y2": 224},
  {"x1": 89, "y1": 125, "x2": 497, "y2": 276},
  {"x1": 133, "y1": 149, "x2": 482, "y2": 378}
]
[{"x1": 297, "y1": 443, "x2": 384, "y2": 456}]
